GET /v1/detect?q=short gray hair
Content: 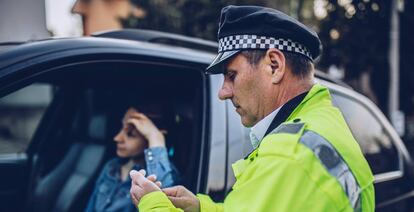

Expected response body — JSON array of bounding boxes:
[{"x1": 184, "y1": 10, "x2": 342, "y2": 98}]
[{"x1": 240, "y1": 50, "x2": 313, "y2": 78}]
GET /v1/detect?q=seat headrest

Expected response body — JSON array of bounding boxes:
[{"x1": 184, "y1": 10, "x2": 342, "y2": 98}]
[{"x1": 88, "y1": 114, "x2": 107, "y2": 141}]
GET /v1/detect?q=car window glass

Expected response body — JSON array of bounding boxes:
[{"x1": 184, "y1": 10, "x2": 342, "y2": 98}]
[
  {"x1": 0, "y1": 83, "x2": 53, "y2": 154},
  {"x1": 331, "y1": 92, "x2": 399, "y2": 175}
]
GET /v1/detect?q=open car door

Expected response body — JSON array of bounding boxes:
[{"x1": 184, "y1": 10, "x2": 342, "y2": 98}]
[{"x1": 0, "y1": 35, "x2": 210, "y2": 212}]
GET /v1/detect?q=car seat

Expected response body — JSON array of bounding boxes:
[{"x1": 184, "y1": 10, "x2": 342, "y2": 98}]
[{"x1": 30, "y1": 114, "x2": 107, "y2": 212}]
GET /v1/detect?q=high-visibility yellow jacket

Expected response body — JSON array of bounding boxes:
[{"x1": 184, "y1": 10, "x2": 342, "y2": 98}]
[{"x1": 138, "y1": 84, "x2": 375, "y2": 212}]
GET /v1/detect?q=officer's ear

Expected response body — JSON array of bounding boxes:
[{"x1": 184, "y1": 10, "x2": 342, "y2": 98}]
[{"x1": 265, "y1": 49, "x2": 286, "y2": 84}]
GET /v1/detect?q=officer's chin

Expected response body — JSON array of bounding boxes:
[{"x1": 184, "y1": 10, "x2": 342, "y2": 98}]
[{"x1": 241, "y1": 117, "x2": 255, "y2": 128}]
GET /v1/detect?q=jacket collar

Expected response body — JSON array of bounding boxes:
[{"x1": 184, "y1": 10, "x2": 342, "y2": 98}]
[
  {"x1": 263, "y1": 91, "x2": 308, "y2": 137},
  {"x1": 265, "y1": 83, "x2": 330, "y2": 137},
  {"x1": 243, "y1": 83, "x2": 329, "y2": 159}
]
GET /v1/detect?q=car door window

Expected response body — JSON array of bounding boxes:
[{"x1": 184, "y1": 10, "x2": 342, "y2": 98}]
[
  {"x1": 332, "y1": 93, "x2": 400, "y2": 175},
  {"x1": 0, "y1": 84, "x2": 53, "y2": 154}
]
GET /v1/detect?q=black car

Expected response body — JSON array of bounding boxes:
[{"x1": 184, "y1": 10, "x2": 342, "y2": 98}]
[{"x1": 0, "y1": 29, "x2": 413, "y2": 212}]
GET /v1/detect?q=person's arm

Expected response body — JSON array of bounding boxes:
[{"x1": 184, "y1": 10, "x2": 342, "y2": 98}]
[
  {"x1": 135, "y1": 185, "x2": 224, "y2": 212},
  {"x1": 220, "y1": 154, "x2": 344, "y2": 211},
  {"x1": 196, "y1": 194, "x2": 223, "y2": 212},
  {"x1": 138, "y1": 191, "x2": 183, "y2": 212},
  {"x1": 144, "y1": 146, "x2": 179, "y2": 188},
  {"x1": 135, "y1": 154, "x2": 343, "y2": 212},
  {"x1": 130, "y1": 169, "x2": 220, "y2": 212},
  {"x1": 127, "y1": 111, "x2": 180, "y2": 187},
  {"x1": 130, "y1": 171, "x2": 197, "y2": 212}
]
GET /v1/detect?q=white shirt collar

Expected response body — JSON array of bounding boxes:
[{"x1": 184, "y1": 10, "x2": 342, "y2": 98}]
[{"x1": 250, "y1": 105, "x2": 283, "y2": 142}]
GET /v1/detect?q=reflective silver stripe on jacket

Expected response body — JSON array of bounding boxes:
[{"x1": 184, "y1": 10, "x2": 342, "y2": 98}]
[
  {"x1": 271, "y1": 123, "x2": 361, "y2": 211},
  {"x1": 300, "y1": 130, "x2": 361, "y2": 210},
  {"x1": 272, "y1": 122, "x2": 305, "y2": 134}
]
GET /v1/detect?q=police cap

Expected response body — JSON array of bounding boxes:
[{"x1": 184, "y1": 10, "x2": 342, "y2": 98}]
[{"x1": 206, "y1": 5, "x2": 322, "y2": 74}]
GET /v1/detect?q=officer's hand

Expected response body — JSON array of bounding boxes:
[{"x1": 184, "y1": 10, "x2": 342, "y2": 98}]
[
  {"x1": 162, "y1": 186, "x2": 200, "y2": 212},
  {"x1": 129, "y1": 169, "x2": 161, "y2": 206},
  {"x1": 146, "y1": 174, "x2": 162, "y2": 188}
]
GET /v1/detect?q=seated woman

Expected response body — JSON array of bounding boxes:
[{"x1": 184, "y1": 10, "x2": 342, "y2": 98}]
[{"x1": 85, "y1": 107, "x2": 178, "y2": 212}]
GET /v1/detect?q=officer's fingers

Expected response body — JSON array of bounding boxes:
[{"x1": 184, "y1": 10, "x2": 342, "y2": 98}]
[
  {"x1": 132, "y1": 170, "x2": 160, "y2": 192},
  {"x1": 147, "y1": 174, "x2": 157, "y2": 182},
  {"x1": 130, "y1": 184, "x2": 144, "y2": 204},
  {"x1": 138, "y1": 169, "x2": 146, "y2": 176},
  {"x1": 166, "y1": 188, "x2": 199, "y2": 211},
  {"x1": 129, "y1": 170, "x2": 139, "y2": 186},
  {"x1": 162, "y1": 186, "x2": 179, "y2": 197},
  {"x1": 129, "y1": 170, "x2": 147, "y2": 186},
  {"x1": 167, "y1": 196, "x2": 188, "y2": 209},
  {"x1": 130, "y1": 170, "x2": 139, "y2": 181},
  {"x1": 130, "y1": 188, "x2": 139, "y2": 206},
  {"x1": 155, "y1": 181, "x2": 162, "y2": 188}
]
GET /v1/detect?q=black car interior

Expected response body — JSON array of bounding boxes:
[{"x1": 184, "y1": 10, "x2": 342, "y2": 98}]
[{"x1": 22, "y1": 62, "x2": 205, "y2": 212}]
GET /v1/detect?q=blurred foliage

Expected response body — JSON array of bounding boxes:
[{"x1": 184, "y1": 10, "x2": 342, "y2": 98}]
[
  {"x1": 318, "y1": 0, "x2": 413, "y2": 115},
  {"x1": 122, "y1": 0, "x2": 310, "y2": 40},
  {"x1": 317, "y1": 0, "x2": 391, "y2": 111},
  {"x1": 121, "y1": 0, "x2": 413, "y2": 115},
  {"x1": 318, "y1": 0, "x2": 390, "y2": 79}
]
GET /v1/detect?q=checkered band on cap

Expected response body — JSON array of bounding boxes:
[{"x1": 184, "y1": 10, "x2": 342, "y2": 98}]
[{"x1": 218, "y1": 35, "x2": 313, "y2": 60}]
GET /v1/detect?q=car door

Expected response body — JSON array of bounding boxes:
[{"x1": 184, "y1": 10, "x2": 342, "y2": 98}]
[
  {"x1": 0, "y1": 70, "x2": 65, "y2": 212},
  {"x1": 0, "y1": 37, "x2": 212, "y2": 211},
  {"x1": 327, "y1": 82, "x2": 414, "y2": 212}
]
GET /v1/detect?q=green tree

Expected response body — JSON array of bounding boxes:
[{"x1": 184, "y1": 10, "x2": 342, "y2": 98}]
[
  {"x1": 317, "y1": 0, "x2": 391, "y2": 112},
  {"x1": 123, "y1": 0, "x2": 306, "y2": 40}
]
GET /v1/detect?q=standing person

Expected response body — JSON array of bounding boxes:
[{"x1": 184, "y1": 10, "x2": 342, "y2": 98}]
[
  {"x1": 71, "y1": 0, "x2": 146, "y2": 36},
  {"x1": 129, "y1": 5, "x2": 375, "y2": 212},
  {"x1": 85, "y1": 107, "x2": 178, "y2": 212}
]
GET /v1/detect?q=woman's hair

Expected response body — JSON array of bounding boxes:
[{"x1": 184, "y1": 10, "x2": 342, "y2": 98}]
[{"x1": 125, "y1": 98, "x2": 173, "y2": 133}]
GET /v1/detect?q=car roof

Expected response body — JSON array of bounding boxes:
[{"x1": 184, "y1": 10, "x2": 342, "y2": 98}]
[
  {"x1": 0, "y1": 36, "x2": 215, "y2": 71},
  {"x1": 0, "y1": 29, "x2": 347, "y2": 87}
]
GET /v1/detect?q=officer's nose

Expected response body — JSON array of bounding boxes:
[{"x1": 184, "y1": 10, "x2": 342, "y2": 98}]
[
  {"x1": 218, "y1": 82, "x2": 233, "y2": 100},
  {"x1": 71, "y1": 0, "x2": 86, "y2": 15}
]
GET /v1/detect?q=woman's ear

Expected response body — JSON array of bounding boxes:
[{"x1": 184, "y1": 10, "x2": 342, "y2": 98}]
[{"x1": 266, "y1": 49, "x2": 286, "y2": 84}]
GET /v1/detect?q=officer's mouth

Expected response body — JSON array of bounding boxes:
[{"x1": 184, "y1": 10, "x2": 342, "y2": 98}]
[
  {"x1": 232, "y1": 101, "x2": 240, "y2": 108},
  {"x1": 235, "y1": 106, "x2": 242, "y2": 113},
  {"x1": 231, "y1": 100, "x2": 242, "y2": 112}
]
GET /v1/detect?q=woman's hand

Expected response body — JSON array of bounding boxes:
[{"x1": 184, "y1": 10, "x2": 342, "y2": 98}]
[{"x1": 127, "y1": 110, "x2": 166, "y2": 148}]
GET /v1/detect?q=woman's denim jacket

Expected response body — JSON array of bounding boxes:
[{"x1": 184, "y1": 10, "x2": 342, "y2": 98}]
[{"x1": 85, "y1": 147, "x2": 179, "y2": 212}]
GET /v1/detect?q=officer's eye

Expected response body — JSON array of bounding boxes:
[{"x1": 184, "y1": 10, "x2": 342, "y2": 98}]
[{"x1": 226, "y1": 71, "x2": 236, "y2": 81}]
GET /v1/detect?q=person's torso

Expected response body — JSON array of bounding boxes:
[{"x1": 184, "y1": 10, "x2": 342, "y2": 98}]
[
  {"x1": 93, "y1": 159, "x2": 138, "y2": 212},
  {"x1": 226, "y1": 84, "x2": 375, "y2": 211}
]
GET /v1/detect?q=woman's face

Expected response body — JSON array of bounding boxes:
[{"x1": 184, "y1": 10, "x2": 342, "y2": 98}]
[{"x1": 113, "y1": 108, "x2": 147, "y2": 158}]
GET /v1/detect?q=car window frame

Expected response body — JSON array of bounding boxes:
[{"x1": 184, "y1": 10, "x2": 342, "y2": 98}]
[
  {"x1": 0, "y1": 54, "x2": 211, "y2": 190},
  {"x1": 320, "y1": 79, "x2": 408, "y2": 184}
]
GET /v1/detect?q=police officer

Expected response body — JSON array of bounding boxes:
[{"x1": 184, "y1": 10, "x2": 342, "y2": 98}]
[{"x1": 129, "y1": 5, "x2": 375, "y2": 212}]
